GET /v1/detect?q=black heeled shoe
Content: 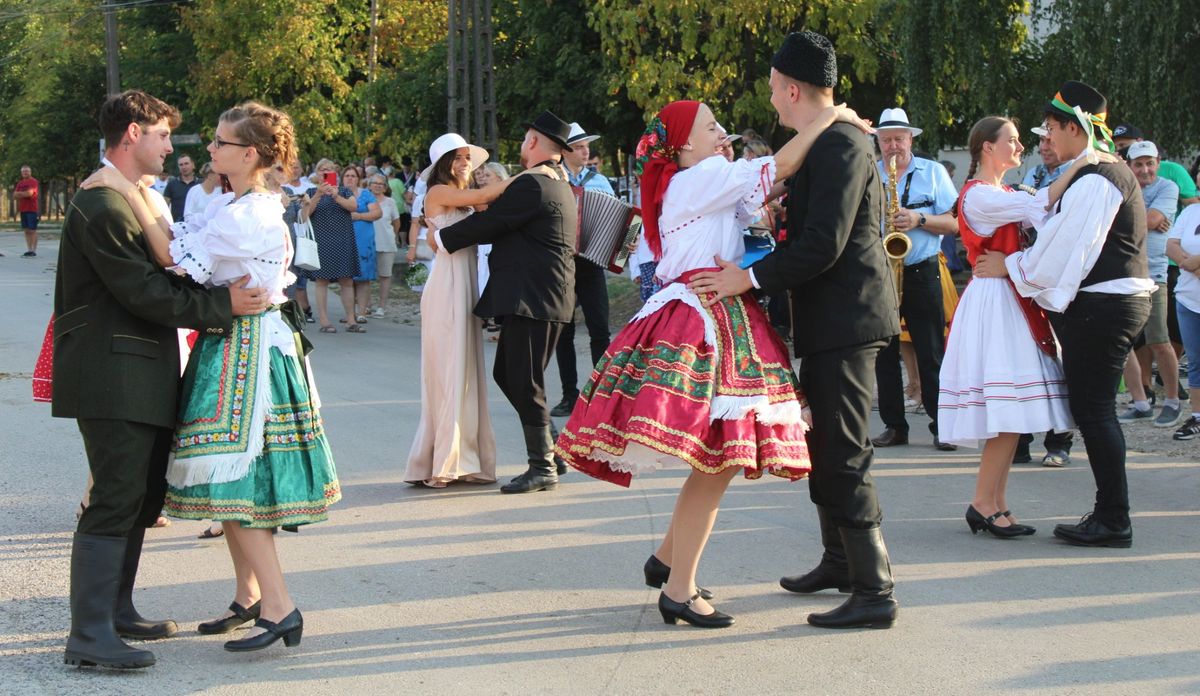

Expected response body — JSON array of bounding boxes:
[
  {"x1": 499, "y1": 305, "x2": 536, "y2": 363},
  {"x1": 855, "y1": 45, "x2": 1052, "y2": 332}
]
[
  {"x1": 965, "y1": 506, "x2": 1026, "y2": 539},
  {"x1": 658, "y1": 592, "x2": 734, "y2": 629},
  {"x1": 643, "y1": 555, "x2": 714, "y2": 600},
  {"x1": 1001, "y1": 511, "x2": 1036, "y2": 536},
  {"x1": 223, "y1": 608, "x2": 302, "y2": 652},
  {"x1": 198, "y1": 601, "x2": 261, "y2": 635}
]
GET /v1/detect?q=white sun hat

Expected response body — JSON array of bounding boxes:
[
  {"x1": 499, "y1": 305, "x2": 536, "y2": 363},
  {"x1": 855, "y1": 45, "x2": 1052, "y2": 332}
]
[{"x1": 420, "y1": 133, "x2": 489, "y2": 181}]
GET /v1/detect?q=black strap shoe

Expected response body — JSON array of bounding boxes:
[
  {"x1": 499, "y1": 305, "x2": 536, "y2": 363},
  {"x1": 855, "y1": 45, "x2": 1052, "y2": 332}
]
[
  {"x1": 658, "y1": 592, "x2": 734, "y2": 628},
  {"x1": 643, "y1": 555, "x2": 713, "y2": 600},
  {"x1": 223, "y1": 609, "x2": 303, "y2": 652},
  {"x1": 198, "y1": 601, "x2": 262, "y2": 635}
]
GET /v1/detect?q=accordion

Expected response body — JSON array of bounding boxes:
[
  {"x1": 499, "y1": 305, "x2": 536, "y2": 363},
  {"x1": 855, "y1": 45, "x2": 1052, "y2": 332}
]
[{"x1": 572, "y1": 186, "x2": 642, "y2": 273}]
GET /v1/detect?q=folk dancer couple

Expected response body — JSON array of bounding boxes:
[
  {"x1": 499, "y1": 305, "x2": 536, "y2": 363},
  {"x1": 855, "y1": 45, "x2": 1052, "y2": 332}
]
[
  {"x1": 556, "y1": 31, "x2": 901, "y2": 630},
  {"x1": 55, "y1": 90, "x2": 339, "y2": 669}
]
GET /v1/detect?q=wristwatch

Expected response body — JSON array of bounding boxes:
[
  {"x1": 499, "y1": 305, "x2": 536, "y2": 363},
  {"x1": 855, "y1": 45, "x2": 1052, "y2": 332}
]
[{"x1": 917, "y1": 213, "x2": 927, "y2": 228}]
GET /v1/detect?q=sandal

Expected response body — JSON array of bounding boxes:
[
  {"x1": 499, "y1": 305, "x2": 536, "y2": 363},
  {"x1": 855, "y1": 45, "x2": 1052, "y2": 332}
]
[
  {"x1": 355, "y1": 315, "x2": 369, "y2": 324},
  {"x1": 319, "y1": 325, "x2": 337, "y2": 333},
  {"x1": 346, "y1": 324, "x2": 367, "y2": 333},
  {"x1": 199, "y1": 525, "x2": 225, "y2": 539}
]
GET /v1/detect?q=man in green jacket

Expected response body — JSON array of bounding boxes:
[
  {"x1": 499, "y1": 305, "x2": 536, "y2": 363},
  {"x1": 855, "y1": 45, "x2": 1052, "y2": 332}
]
[{"x1": 55, "y1": 90, "x2": 269, "y2": 669}]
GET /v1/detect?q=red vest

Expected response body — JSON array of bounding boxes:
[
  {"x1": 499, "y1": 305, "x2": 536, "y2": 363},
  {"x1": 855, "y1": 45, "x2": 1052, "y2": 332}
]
[{"x1": 957, "y1": 180, "x2": 1056, "y2": 356}]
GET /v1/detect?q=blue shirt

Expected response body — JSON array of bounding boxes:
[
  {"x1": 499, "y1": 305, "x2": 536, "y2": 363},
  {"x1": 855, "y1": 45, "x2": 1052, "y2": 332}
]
[
  {"x1": 877, "y1": 156, "x2": 957, "y2": 265},
  {"x1": 567, "y1": 165, "x2": 615, "y2": 195},
  {"x1": 1021, "y1": 161, "x2": 1070, "y2": 190}
]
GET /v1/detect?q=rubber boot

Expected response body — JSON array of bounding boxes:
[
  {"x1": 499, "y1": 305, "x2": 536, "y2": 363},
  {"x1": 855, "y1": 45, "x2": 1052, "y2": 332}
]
[
  {"x1": 780, "y1": 507, "x2": 850, "y2": 593},
  {"x1": 64, "y1": 533, "x2": 156, "y2": 669},
  {"x1": 114, "y1": 527, "x2": 178, "y2": 640},
  {"x1": 806, "y1": 526, "x2": 898, "y2": 629},
  {"x1": 501, "y1": 425, "x2": 559, "y2": 494}
]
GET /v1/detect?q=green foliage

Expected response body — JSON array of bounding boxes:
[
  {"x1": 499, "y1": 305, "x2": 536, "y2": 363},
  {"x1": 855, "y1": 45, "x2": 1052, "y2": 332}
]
[
  {"x1": 589, "y1": 0, "x2": 896, "y2": 148},
  {"x1": 891, "y1": 0, "x2": 1030, "y2": 150},
  {"x1": 1034, "y1": 0, "x2": 1200, "y2": 154},
  {"x1": 182, "y1": 0, "x2": 367, "y2": 166}
]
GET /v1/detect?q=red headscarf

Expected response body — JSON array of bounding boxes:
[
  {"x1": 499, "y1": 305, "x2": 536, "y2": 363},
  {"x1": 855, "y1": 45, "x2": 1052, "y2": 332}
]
[{"x1": 635, "y1": 100, "x2": 701, "y2": 261}]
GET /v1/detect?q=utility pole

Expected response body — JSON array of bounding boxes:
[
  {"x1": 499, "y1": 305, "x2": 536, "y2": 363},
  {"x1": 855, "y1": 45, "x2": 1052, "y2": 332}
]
[
  {"x1": 367, "y1": 0, "x2": 378, "y2": 127},
  {"x1": 446, "y1": 0, "x2": 497, "y2": 154},
  {"x1": 103, "y1": 0, "x2": 121, "y2": 95}
]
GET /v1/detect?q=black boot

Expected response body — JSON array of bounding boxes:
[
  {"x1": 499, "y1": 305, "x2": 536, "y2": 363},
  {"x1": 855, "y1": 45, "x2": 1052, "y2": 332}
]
[
  {"x1": 501, "y1": 425, "x2": 560, "y2": 494},
  {"x1": 780, "y1": 507, "x2": 850, "y2": 593},
  {"x1": 64, "y1": 533, "x2": 156, "y2": 669},
  {"x1": 806, "y1": 526, "x2": 898, "y2": 629},
  {"x1": 549, "y1": 421, "x2": 568, "y2": 476},
  {"x1": 114, "y1": 527, "x2": 178, "y2": 640}
]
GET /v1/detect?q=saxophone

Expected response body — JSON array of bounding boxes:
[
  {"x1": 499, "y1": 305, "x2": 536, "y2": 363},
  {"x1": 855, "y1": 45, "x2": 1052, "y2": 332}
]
[{"x1": 882, "y1": 155, "x2": 911, "y2": 306}]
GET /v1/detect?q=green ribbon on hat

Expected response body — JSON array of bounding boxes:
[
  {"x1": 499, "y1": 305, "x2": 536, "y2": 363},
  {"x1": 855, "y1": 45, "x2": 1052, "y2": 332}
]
[{"x1": 1050, "y1": 94, "x2": 1115, "y2": 163}]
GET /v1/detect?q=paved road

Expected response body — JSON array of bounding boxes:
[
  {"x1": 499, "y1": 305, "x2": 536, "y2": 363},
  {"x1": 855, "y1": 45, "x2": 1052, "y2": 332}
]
[{"x1": 2, "y1": 232, "x2": 1198, "y2": 695}]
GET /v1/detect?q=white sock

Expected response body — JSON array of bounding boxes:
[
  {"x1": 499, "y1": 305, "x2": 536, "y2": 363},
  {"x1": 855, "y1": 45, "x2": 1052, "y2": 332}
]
[
  {"x1": 1164, "y1": 399, "x2": 1180, "y2": 410},
  {"x1": 1133, "y1": 400, "x2": 1150, "y2": 412}
]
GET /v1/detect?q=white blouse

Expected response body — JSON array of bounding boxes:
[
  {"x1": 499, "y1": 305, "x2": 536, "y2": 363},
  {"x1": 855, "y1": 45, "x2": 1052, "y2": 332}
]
[
  {"x1": 962, "y1": 183, "x2": 1048, "y2": 238},
  {"x1": 1004, "y1": 152, "x2": 1156, "y2": 312},
  {"x1": 654, "y1": 154, "x2": 776, "y2": 282},
  {"x1": 169, "y1": 191, "x2": 293, "y2": 303}
]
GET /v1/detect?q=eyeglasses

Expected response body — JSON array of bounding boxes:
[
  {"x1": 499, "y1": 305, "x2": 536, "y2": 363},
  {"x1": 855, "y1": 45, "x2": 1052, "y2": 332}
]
[{"x1": 212, "y1": 136, "x2": 251, "y2": 149}]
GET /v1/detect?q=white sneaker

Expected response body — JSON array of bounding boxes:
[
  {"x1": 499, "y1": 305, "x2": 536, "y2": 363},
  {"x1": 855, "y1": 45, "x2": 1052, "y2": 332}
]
[{"x1": 371, "y1": 307, "x2": 385, "y2": 319}]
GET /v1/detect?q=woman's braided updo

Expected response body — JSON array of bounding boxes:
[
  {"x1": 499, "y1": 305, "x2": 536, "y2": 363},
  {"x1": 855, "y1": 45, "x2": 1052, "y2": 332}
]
[{"x1": 220, "y1": 101, "x2": 297, "y2": 175}]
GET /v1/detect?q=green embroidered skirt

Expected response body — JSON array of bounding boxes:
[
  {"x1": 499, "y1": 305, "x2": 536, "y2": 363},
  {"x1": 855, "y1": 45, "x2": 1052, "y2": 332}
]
[{"x1": 164, "y1": 314, "x2": 340, "y2": 528}]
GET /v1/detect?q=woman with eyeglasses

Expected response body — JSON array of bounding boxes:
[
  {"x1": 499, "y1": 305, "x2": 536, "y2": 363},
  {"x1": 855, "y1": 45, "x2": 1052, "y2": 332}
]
[
  {"x1": 368, "y1": 174, "x2": 401, "y2": 317},
  {"x1": 301, "y1": 158, "x2": 363, "y2": 333}
]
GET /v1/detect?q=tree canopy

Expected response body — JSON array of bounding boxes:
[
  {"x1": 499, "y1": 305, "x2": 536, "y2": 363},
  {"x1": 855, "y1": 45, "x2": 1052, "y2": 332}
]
[{"x1": 2, "y1": 0, "x2": 1197, "y2": 185}]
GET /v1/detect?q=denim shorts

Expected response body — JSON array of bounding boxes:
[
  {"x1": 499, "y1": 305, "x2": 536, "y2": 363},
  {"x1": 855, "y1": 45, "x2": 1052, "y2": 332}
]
[{"x1": 1175, "y1": 302, "x2": 1200, "y2": 389}]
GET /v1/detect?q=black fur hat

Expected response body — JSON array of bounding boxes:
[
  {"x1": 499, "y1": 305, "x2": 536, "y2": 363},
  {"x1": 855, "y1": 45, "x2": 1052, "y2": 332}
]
[{"x1": 771, "y1": 31, "x2": 837, "y2": 88}]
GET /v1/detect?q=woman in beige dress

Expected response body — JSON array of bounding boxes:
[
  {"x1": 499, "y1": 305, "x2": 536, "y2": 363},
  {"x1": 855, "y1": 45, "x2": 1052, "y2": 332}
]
[{"x1": 403, "y1": 134, "x2": 516, "y2": 487}]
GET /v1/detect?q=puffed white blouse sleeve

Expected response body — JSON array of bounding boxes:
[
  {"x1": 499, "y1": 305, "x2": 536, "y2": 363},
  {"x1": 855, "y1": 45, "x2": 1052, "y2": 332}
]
[
  {"x1": 962, "y1": 184, "x2": 1050, "y2": 237},
  {"x1": 669, "y1": 155, "x2": 777, "y2": 223},
  {"x1": 169, "y1": 193, "x2": 288, "y2": 288}
]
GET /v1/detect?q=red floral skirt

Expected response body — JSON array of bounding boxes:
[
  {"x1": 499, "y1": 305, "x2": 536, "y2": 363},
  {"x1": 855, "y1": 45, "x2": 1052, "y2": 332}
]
[{"x1": 555, "y1": 274, "x2": 811, "y2": 488}]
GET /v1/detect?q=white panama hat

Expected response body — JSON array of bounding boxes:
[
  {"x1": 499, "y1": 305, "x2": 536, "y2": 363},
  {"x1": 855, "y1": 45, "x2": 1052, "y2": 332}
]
[
  {"x1": 420, "y1": 133, "x2": 489, "y2": 182},
  {"x1": 876, "y1": 108, "x2": 923, "y2": 137},
  {"x1": 566, "y1": 122, "x2": 601, "y2": 145}
]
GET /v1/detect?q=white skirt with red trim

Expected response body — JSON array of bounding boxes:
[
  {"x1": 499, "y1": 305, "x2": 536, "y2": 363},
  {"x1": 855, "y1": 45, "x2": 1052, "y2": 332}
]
[{"x1": 937, "y1": 277, "x2": 1074, "y2": 448}]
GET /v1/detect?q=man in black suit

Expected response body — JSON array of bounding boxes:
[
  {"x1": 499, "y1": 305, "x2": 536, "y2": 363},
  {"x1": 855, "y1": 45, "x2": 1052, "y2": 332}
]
[
  {"x1": 434, "y1": 111, "x2": 578, "y2": 494},
  {"x1": 689, "y1": 32, "x2": 900, "y2": 629}
]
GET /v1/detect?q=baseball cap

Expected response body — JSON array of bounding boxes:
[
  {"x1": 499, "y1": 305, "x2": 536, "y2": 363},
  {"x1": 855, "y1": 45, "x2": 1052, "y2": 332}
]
[
  {"x1": 1126, "y1": 141, "x2": 1158, "y2": 160},
  {"x1": 1112, "y1": 124, "x2": 1144, "y2": 140}
]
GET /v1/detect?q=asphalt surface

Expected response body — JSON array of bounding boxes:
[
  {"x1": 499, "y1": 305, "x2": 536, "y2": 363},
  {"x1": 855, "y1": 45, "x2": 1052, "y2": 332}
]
[{"x1": 2, "y1": 231, "x2": 1198, "y2": 695}]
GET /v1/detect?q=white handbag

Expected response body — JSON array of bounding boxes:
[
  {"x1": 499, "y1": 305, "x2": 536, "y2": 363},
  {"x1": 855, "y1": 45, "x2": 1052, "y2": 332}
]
[{"x1": 293, "y1": 219, "x2": 320, "y2": 271}]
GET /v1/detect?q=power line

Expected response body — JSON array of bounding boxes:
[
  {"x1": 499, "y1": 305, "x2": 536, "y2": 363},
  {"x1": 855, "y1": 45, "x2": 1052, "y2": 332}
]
[{"x1": 0, "y1": 0, "x2": 193, "y2": 23}]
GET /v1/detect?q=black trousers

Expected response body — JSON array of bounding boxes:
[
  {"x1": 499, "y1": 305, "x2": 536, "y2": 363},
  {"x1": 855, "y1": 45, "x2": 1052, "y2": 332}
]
[
  {"x1": 76, "y1": 419, "x2": 173, "y2": 538},
  {"x1": 495, "y1": 315, "x2": 565, "y2": 427},
  {"x1": 554, "y1": 257, "x2": 611, "y2": 399},
  {"x1": 1050, "y1": 292, "x2": 1150, "y2": 527},
  {"x1": 1017, "y1": 429, "x2": 1074, "y2": 454},
  {"x1": 875, "y1": 256, "x2": 946, "y2": 433},
  {"x1": 799, "y1": 340, "x2": 889, "y2": 529}
]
